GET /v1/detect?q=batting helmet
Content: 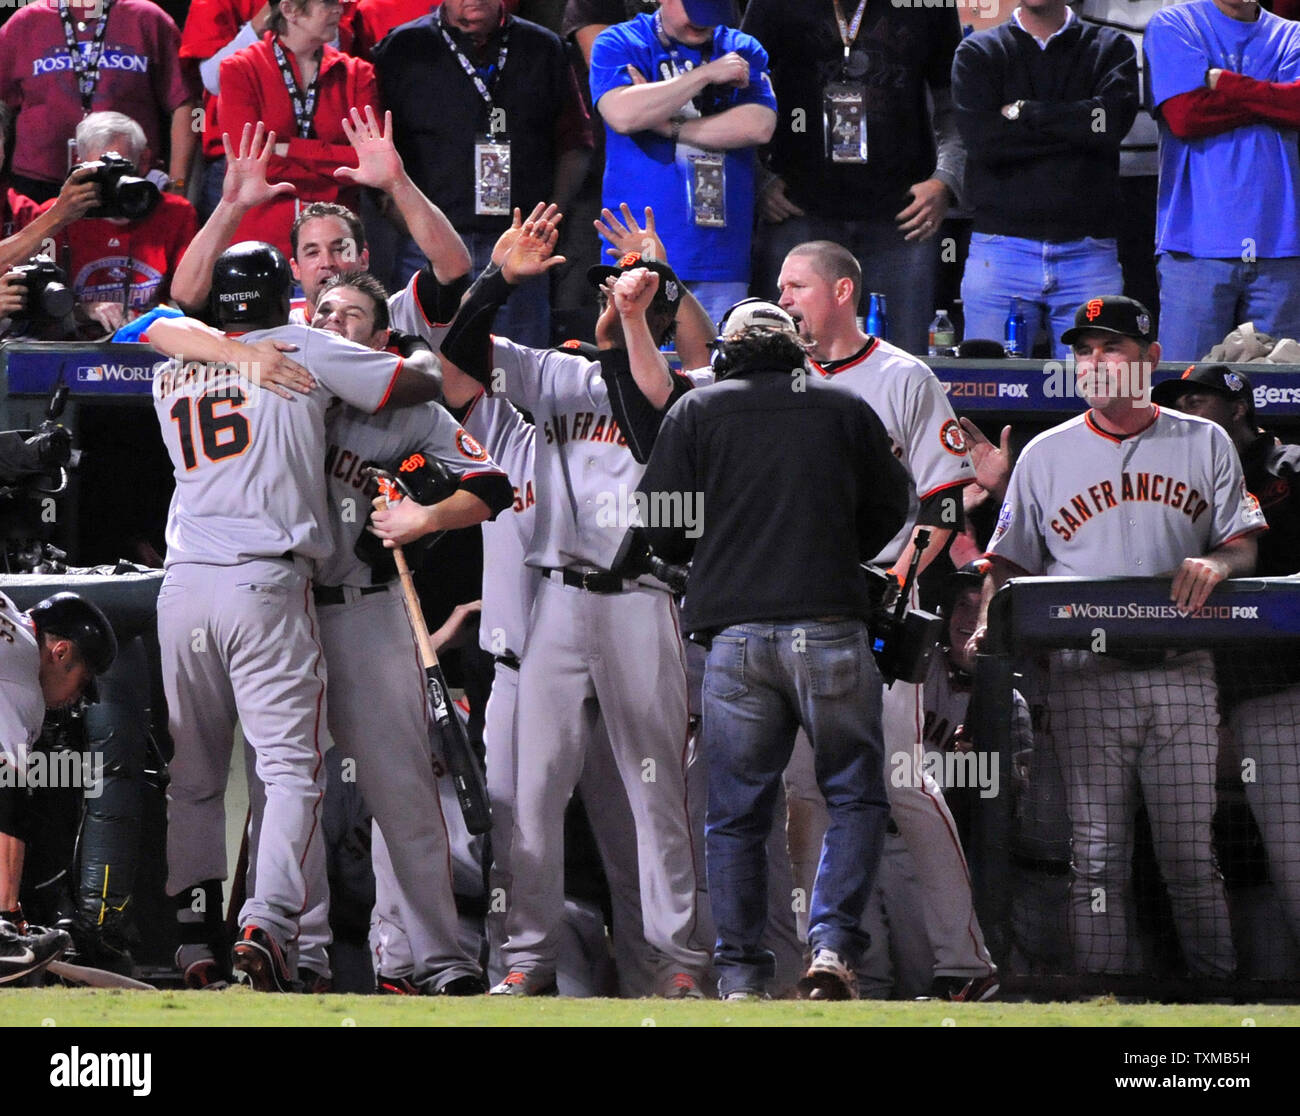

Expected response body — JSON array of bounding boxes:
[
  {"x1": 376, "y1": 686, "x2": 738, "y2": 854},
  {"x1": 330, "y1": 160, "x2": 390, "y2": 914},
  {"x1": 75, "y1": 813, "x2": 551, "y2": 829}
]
[
  {"x1": 28, "y1": 592, "x2": 118, "y2": 700},
  {"x1": 211, "y1": 241, "x2": 291, "y2": 327},
  {"x1": 353, "y1": 452, "x2": 460, "y2": 576}
]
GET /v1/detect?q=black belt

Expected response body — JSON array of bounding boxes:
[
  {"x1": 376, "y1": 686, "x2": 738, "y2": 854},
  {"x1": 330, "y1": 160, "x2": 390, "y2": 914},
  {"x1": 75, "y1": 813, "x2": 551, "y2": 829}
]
[
  {"x1": 542, "y1": 567, "x2": 628, "y2": 594},
  {"x1": 313, "y1": 584, "x2": 388, "y2": 606},
  {"x1": 495, "y1": 654, "x2": 521, "y2": 672}
]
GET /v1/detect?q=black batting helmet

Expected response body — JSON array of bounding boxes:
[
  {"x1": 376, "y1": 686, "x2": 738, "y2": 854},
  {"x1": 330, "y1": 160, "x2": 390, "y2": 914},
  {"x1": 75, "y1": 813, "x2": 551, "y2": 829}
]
[
  {"x1": 211, "y1": 241, "x2": 291, "y2": 327},
  {"x1": 28, "y1": 592, "x2": 118, "y2": 700},
  {"x1": 353, "y1": 453, "x2": 461, "y2": 578}
]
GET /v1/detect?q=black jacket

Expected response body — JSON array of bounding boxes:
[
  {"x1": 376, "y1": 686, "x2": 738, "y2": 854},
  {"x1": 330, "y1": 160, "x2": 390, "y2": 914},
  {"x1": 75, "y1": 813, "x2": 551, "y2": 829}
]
[
  {"x1": 952, "y1": 17, "x2": 1137, "y2": 240},
  {"x1": 638, "y1": 367, "x2": 909, "y2": 633}
]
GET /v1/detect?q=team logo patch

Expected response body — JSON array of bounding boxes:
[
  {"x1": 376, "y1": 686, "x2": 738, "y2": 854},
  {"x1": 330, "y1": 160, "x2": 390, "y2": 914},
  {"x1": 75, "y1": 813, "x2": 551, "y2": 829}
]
[
  {"x1": 940, "y1": 418, "x2": 967, "y2": 456},
  {"x1": 1224, "y1": 372, "x2": 1244, "y2": 392},
  {"x1": 456, "y1": 429, "x2": 489, "y2": 462},
  {"x1": 618, "y1": 251, "x2": 642, "y2": 268},
  {"x1": 1084, "y1": 298, "x2": 1104, "y2": 322},
  {"x1": 561, "y1": 339, "x2": 583, "y2": 349},
  {"x1": 991, "y1": 500, "x2": 1013, "y2": 544},
  {"x1": 664, "y1": 279, "x2": 679, "y2": 301},
  {"x1": 1136, "y1": 313, "x2": 1151, "y2": 336}
]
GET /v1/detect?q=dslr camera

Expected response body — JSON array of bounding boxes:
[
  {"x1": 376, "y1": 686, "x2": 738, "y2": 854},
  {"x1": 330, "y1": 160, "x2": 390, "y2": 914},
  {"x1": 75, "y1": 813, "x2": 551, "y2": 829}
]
[
  {"x1": 74, "y1": 151, "x2": 160, "y2": 221},
  {"x1": 863, "y1": 528, "x2": 944, "y2": 685},
  {"x1": 7, "y1": 255, "x2": 76, "y2": 324}
]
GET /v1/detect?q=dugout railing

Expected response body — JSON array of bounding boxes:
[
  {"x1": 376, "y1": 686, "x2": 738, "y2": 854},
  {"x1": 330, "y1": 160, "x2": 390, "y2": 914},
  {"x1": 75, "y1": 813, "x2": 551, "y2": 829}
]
[{"x1": 973, "y1": 576, "x2": 1300, "y2": 1001}]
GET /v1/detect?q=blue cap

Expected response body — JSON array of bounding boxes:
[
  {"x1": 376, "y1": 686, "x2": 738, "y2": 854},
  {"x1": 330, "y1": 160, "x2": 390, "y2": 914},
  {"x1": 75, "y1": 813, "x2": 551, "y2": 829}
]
[{"x1": 682, "y1": 0, "x2": 733, "y2": 27}]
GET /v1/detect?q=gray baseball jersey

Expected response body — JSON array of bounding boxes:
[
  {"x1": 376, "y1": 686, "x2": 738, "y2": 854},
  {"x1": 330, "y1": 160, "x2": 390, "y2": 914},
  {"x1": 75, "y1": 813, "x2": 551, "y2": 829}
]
[
  {"x1": 988, "y1": 408, "x2": 1267, "y2": 575},
  {"x1": 461, "y1": 391, "x2": 538, "y2": 659},
  {"x1": 0, "y1": 595, "x2": 44, "y2": 768},
  {"x1": 152, "y1": 325, "x2": 403, "y2": 566},
  {"x1": 316, "y1": 400, "x2": 505, "y2": 588},
  {"x1": 814, "y1": 337, "x2": 975, "y2": 566},
  {"x1": 491, "y1": 337, "x2": 642, "y2": 572}
]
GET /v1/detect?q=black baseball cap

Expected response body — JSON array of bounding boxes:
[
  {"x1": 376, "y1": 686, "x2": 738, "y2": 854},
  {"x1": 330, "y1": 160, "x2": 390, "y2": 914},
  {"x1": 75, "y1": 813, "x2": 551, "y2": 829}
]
[
  {"x1": 588, "y1": 251, "x2": 685, "y2": 315},
  {"x1": 1152, "y1": 363, "x2": 1254, "y2": 408},
  {"x1": 1060, "y1": 295, "x2": 1156, "y2": 346}
]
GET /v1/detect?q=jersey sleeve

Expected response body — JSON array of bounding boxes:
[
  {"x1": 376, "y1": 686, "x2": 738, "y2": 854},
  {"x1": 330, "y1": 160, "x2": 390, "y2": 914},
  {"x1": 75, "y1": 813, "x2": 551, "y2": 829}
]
[
  {"x1": 300, "y1": 327, "x2": 403, "y2": 412},
  {"x1": 1145, "y1": 10, "x2": 1212, "y2": 109},
  {"x1": 490, "y1": 336, "x2": 549, "y2": 412},
  {"x1": 901, "y1": 367, "x2": 975, "y2": 500},
  {"x1": 462, "y1": 393, "x2": 535, "y2": 488},
  {"x1": 986, "y1": 447, "x2": 1049, "y2": 575},
  {"x1": 1208, "y1": 423, "x2": 1269, "y2": 546}
]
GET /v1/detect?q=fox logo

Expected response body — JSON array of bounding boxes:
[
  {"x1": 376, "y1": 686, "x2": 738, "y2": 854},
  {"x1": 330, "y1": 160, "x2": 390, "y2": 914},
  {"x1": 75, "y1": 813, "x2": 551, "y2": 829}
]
[{"x1": 1085, "y1": 298, "x2": 1104, "y2": 322}]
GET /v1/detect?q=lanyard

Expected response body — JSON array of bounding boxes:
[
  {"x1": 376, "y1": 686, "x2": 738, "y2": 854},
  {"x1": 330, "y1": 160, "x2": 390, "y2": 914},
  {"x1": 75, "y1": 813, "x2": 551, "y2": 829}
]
[
  {"x1": 653, "y1": 9, "x2": 714, "y2": 69},
  {"x1": 437, "y1": 6, "x2": 510, "y2": 111},
  {"x1": 58, "y1": 0, "x2": 115, "y2": 114},
  {"x1": 272, "y1": 38, "x2": 321, "y2": 140},
  {"x1": 831, "y1": 0, "x2": 869, "y2": 63}
]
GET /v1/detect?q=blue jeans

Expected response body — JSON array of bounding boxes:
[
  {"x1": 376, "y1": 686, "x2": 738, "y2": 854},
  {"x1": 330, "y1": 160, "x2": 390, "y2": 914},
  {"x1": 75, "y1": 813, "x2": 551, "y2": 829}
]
[
  {"x1": 752, "y1": 215, "x2": 939, "y2": 356},
  {"x1": 1157, "y1": 252, "x2": 1300, "y2": 364},
  {"x1": 396, "y1": 228, "x2": 553, "y2": 349},
  {"x1": 702, "y1": 619, "x2": 889, "y2": 996},
  {"x1": 961, "y1": 232, "x2": 1122, "y2": 359}
]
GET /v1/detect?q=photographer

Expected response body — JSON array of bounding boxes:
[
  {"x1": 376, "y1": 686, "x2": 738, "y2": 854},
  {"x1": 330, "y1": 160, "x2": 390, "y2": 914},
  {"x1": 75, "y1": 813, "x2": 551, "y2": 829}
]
[
  {"x1": 629, "y1": 285, "x2": 910, "y2": 1001},
  {"x1": 49, "y1": 112, "x2": 197, "y2": 335}
]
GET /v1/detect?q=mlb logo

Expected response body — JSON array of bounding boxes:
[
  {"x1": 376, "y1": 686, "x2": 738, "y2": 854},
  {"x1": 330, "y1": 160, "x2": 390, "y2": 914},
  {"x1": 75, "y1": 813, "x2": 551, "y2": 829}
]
[
  {"x1": 1049, "y1": 605, "x2": 1074, "y2": 619},
  {"x1": 75, "y1": 365, "x2": 104, "y2": 382}
]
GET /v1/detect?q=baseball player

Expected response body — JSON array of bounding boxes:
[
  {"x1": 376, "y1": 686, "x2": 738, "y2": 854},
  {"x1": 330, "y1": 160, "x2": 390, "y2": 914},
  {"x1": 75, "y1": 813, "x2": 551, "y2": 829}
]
[
  {"x1": 775, "y1": 239, "x2": 996, "y2": 1001},
  {"x1": 432, "y1": 215, "x2": 715, "y2": 997},
  {"x1": 1153, "y1": 364, "x2": 1300, "y2": 959},
  {"x1": 147, "y1": 241, "x2": 444, "y2": 991},
  {"x1": 0, "y1": 592, "x2": 116, "y2": 983},
  {"x1": 976, "y1": 295, "x2": 1265, "y2": 979},
  {"x1": 241, "y1": 269, "x2": 514, "y2": 995}
]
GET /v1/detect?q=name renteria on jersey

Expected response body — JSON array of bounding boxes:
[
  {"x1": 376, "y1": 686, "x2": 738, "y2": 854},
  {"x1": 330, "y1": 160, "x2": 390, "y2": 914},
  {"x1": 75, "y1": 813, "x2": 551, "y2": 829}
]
[
  {"x1": 543, "y1": 411, "x2": 627, "y2": 448},
  {"x1": 1052, "y1": 471, "x2": 1210, "y2": 542}
]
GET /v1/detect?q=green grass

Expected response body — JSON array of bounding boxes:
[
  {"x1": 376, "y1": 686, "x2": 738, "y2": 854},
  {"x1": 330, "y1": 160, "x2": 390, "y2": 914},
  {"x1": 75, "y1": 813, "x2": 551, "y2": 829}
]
[{"x1": 2, "y1": 989, "x2": 1298, "y2": 1027}]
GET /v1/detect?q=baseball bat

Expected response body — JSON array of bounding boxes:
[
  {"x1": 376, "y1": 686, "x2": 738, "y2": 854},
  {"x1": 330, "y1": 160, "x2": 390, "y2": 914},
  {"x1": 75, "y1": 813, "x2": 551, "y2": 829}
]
[{"x1": 372, "y1": 493, "x2": 493, "y2": 836}]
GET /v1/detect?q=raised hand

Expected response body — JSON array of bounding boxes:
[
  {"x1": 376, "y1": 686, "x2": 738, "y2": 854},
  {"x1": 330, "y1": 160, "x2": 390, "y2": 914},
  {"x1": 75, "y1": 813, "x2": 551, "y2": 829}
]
[
  {"x1": 958, "y1": 418, "x2": 1013, "y2": 502},
  {"x1": 612, "y1": 267, "x2": 660, "y2": 319},
  {"x1": 501, "y1": 206, "x2": 566, "y2": 284},
  {"x1": 221, "y1": 122, "x2": 296, "y2": 210},
  {"x1": 594, "y1": 203, "x2": 667, "y2": 264},
  {"x1": 334, "y1": 106, "x2": 405, "y2": 192}
]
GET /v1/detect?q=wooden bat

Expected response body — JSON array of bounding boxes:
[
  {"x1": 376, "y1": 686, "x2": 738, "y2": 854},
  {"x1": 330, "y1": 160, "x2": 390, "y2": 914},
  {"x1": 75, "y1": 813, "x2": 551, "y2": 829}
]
[
  {"x1": 371, "y1": 486, "x2": 492, "y2": 835},
  {"x1": 47, "y1": 959, "x2": 157, "y2": 991}
]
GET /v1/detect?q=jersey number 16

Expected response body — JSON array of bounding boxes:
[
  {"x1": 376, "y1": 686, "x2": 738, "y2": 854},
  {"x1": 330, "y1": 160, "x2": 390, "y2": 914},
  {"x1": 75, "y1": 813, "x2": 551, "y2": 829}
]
[{"x1": 169, "y1": 391, "x2": 251, "y2": 470}]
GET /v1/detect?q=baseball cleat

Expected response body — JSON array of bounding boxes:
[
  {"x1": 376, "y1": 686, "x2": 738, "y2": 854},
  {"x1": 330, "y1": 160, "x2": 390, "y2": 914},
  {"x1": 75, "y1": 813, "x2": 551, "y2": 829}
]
[
  {"x1": 175, "y1": 945, "x2": 229, "y2": 990},
  {"x1": 488, "y1": 970, "x2": 558, "y2": 997},
  {"x1": 297, "y1": 968, "x2": 333, "y2": 994},
  {"x1": 231, "y1": 925, "x2": 293, "y2": 993},
  {"x1": 661, "y1": 971, "x2": 705, "y2": 999},
  {"x1": 376, "y1": 974, "x2": 421, "y2": 995},
  {"x1": 927, "y1": 974, "x2": 1000, "y2": 1003},
  {"x1": 797, "y1": 948, "x2": 859, "y2": 1001},
  {"x1": 433, "y1": 974, "x2": 488, "y2": 996},
  {"x1": 0, "y1": 920, "x2": 70, "y2": 985}
]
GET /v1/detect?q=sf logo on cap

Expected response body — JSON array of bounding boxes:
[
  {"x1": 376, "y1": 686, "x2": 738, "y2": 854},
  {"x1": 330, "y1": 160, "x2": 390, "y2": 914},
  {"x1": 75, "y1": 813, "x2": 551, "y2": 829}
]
[
  {"x1": 1085, "y1": 298, "x2": 1105, "y2": 322},
  {"x1": 618, "y1": 251, "x2": 641, "y2": 268}
]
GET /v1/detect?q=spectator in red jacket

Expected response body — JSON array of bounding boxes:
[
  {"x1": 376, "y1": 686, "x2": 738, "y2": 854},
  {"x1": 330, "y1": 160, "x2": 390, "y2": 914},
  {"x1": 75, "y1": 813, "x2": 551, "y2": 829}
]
[
  {"x1": 217, "y1": 0, "x2": 380, "y2": 260},
  {"x1": 0, "y1": 0, "x2": 200, "y2": 203}
]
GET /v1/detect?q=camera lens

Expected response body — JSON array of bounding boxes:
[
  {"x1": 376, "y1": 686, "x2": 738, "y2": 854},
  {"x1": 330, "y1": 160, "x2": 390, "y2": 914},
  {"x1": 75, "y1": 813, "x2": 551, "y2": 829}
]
[
  {"x1": 114, "y1": 177, "x2": 160, "y2": 220},
  {"x1": 39, "y1": 280, "x2": 75, "y2": 320}
]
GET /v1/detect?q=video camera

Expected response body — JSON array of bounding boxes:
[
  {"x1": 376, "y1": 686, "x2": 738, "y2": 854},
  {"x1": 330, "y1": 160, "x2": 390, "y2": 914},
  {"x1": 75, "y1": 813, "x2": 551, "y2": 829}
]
[
  {"x1": 863, "y1": 528, "x2": 944, "y2": 685},
  {"x1": 75, "y1": 151, "x2": 160, "y2": 222},
  {"x1": 0, "y1": 384, "x2": 78, "y2": 573},
  {"x1": 7, "y1": 255, "x2": 76, "y2": 324},
  {"x1": 610, "y1": 526, "x2": 690, "y2": 594}
]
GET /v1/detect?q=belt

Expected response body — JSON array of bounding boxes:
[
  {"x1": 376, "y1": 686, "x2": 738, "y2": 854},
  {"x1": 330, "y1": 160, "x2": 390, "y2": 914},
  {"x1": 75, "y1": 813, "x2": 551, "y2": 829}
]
[
  {"x1": 313, "y1": 584, "x2": 388, "y2": 607},
  {"x1": 495, "y1": 653, "x2": 521, "y2": 672},
  {"x1": 542, "y1": 567, "x2": 629, "y2": 594}
]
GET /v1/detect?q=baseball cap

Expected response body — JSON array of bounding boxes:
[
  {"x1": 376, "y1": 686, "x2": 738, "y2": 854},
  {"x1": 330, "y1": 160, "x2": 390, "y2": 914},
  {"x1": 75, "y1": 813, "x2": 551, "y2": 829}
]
[
  {"x1": 588, "y1": 251, "x2": 684, "y2": 315},
  {"x1": 1151, "y1": 363, "x2": 1253, "y2": 408},
  {"x1": 681, "y1": 0, "x2": 734, "y2": 26},
  {"x1": 716, "y1": 298, "x2": 798, "y2": 340},
  {"x1": 1060, "y1": 295, "x2": 1156, "y2": 346}
]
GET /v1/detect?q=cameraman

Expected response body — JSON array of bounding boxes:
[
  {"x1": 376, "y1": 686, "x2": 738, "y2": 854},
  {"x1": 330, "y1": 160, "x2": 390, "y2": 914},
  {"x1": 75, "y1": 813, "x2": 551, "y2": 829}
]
[
  {"x1": 49, "y1": 112, "x2": 197, "y2": 335},
  {"x1": 626, "y1": 279, "x2": 911, "y2": 1001}
]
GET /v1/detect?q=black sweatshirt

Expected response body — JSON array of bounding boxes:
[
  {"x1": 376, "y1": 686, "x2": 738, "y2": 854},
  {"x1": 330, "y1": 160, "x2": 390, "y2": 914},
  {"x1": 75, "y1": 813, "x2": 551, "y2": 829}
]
[
  {"x1": 637, "y1": 369, "x2": 909, "y2": 634},
  {"x1": 952, "y1": 16, "x2": 1138, "y2": 240}
]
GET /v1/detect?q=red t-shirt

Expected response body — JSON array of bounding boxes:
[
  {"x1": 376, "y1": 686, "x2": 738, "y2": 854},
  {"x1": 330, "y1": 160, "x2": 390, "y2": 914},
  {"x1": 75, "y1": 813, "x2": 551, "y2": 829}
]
[
  {"x1": 217, "y1": 35, "x2": 380, "y2": 258},
  {"x1": 180, "y1": 0, "x2": 359, "y2": 159},
  {"x1": 0, "y1": 0, "x2": 200, "y2": 185},
  {"x1": 50, "y1": 192, "x2": 198, "y2": 309},
  {"x1": 2, "y1": 187, "x2": 45, "y2": 238}
]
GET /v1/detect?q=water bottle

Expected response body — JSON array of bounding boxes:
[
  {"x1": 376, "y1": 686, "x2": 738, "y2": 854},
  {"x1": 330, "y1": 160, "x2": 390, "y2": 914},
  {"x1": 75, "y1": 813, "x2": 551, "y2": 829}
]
[
  {"x1": 1004, "y1": 297, "x2": 1027, "y2": 357},
  {"x1": 866, "y1": 292, "x2": 890, "y2": 341},
  {"x1": 928, "y1": 309, "x2": 956, "y2": 357}
]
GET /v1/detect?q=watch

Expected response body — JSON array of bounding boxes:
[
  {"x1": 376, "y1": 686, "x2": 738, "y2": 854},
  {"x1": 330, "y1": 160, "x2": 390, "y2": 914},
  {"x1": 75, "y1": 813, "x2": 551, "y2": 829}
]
[
  {"x1": 669, "y1": 116, "x2": 684, "y2": 144},
  {"x1": 1002, "y1": 100, "x2": 1025, "y2": 121}
]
